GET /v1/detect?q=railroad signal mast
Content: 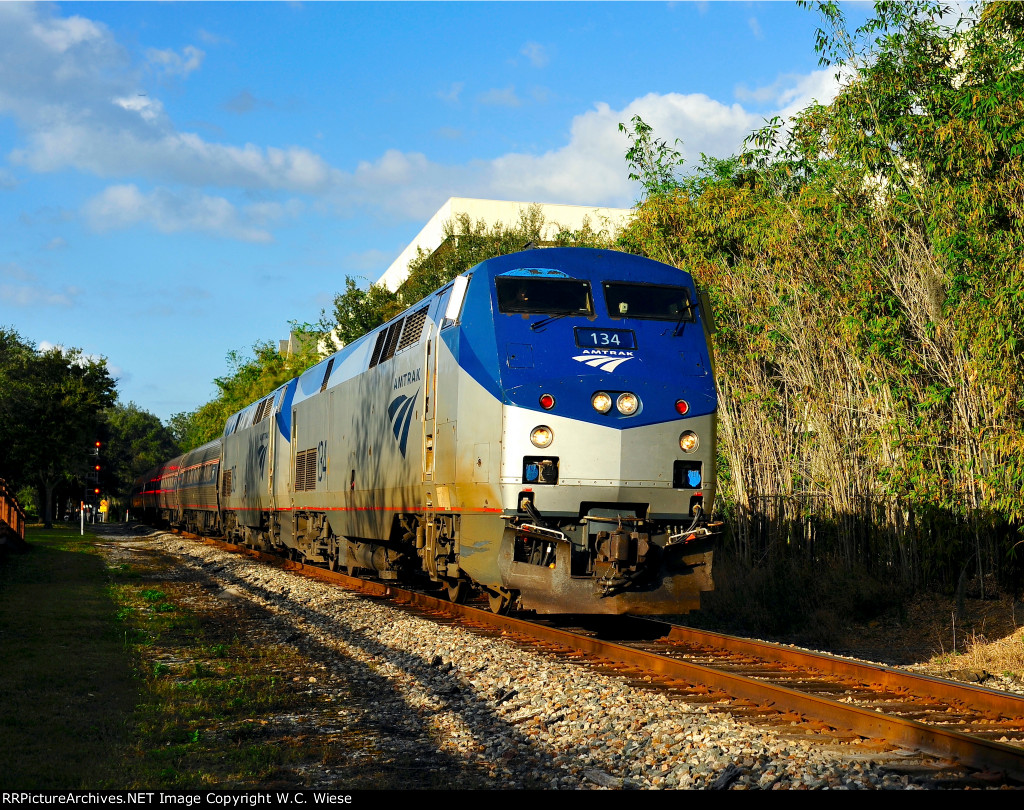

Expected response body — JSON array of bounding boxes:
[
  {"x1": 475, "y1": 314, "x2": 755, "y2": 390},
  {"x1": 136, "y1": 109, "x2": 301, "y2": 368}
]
[{"x1": 85, "y1": 440, "x2": 102, "y2": 502}]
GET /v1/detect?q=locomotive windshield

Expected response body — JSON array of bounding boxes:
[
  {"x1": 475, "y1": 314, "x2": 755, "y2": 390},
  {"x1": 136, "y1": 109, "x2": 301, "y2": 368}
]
[
  {"x1": 496, "y1": 277, "x2": 593, "y2": 316},
  {"x1": 602, "y1": 282, "x2": 695, "y2": 321}
]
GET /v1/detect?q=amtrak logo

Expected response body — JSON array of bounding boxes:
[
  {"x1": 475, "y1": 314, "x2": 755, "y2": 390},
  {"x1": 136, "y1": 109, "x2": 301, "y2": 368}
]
[
  {"x1": 572, "y1": 353, "x2": 634, "y2": 373},
  {"x1": 387, "y1": 390, "x2": 419, "y2": 457},
  {"x1": 255, "y1": 436, "x2": 268, "y2": 478}
]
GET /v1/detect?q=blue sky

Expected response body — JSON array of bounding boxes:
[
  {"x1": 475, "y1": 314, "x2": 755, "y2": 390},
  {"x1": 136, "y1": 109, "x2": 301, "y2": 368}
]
[{"x1": 0, "y1": 1, "x2": 873, "y2": 423}]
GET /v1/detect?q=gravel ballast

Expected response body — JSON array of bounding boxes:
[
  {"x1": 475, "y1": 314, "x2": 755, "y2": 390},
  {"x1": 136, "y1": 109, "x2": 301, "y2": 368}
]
[{"x1": 105, "y1": 530, "x2": 969, "y2": 790}]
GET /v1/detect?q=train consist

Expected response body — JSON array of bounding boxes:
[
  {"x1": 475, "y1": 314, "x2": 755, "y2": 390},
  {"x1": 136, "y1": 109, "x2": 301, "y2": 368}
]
[{"x1": 133, "y1": 248, "x2": 720, "y2": 614}]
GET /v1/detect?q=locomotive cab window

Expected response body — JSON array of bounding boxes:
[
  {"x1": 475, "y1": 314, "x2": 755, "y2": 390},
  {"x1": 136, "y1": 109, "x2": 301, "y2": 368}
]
[
  {"x1": 602, "y1": 282, "x2": 694, "y2": 322},
  {"x1": 496, "y1": 277, "x2": 593, "y2": 316}
]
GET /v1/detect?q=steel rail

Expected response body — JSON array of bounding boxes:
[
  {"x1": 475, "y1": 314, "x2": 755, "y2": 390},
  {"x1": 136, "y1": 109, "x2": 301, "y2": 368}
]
[
  {"x1": 196, "y1": 535, "x2": 1024, "y2": 781},
  {"x1": 658, "y1": 624, "x2": 1024, "y2": 721}
]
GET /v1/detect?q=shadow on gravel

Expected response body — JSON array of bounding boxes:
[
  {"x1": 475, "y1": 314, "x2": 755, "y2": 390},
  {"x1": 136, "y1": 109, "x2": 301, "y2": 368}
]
[{"x1": 154, "y1": 534, "x2": 621, "y2": 789}]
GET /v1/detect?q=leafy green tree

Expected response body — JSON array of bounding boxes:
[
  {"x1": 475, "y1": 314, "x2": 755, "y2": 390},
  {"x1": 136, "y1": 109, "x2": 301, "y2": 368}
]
[
  {"x1": 0, "y1": 328, "x2": 117, "y2": 528},
  {"x1": 171, "y1": 325, "x2": 323, "y2": 451},
  {"x1": 618, "y1": 114, "x2": 686, "y2": 199},
  {"x1": 320, "y1": 277, "x2": 402, "y2": 351},
  {"x1": 100, "y1": 403, "x2": 180, "y2": 500},
  {"x1": 0, "y1": 328, "x2": 36, "y2": 484},
  {"x1": 319, "y1": 205, "x2": 615, "y2": 351},
  {"x1": 616, "y1": 0, "x2": 1024, "y2": 593}
]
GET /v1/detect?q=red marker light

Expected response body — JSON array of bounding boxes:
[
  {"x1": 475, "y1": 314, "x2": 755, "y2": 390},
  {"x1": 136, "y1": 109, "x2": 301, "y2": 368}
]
[
  {"x1": 539, "y1": 393, "x2": 555, "y2": 410},
  {"x1": 675, "y1": 399, "x2": 690, "y2": 416}
]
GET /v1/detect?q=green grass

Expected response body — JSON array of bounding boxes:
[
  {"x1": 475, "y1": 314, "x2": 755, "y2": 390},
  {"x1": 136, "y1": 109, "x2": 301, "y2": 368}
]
[
  {"x1": 0, "y1": 527, "x2": 139, "y2": 789},
  {"x1": 2, "y1": 526, "x2": 506, "y2": 790}
]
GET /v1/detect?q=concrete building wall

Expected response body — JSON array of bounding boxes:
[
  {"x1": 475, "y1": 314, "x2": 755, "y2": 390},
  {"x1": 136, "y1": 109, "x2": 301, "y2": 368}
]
[{"x1": 377, "y1": 197, "x2": 633, "y2": 292}]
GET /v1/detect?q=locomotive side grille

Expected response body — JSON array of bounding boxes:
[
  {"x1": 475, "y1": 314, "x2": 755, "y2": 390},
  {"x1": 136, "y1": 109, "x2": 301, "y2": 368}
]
[
  {"x1": 294, "y1": 450, "x2": 308, "y2": 491},
  {"x1": 305, "y1": 448, "x2": 318, "y2": 489},
  {"x1": 369, "y1": 329, "x2": 389, "y2": 369},
  {"x1": 380, "y1": 318, "x2": 404, "y2": 364},
  {"x1": 397, "y1": 307, "x2": 428, "y2": 351},
  {"x1": 319, "y1": 358, "x2": 335, "y2": 392},
  {"x1": 294, "y1": 448, "x2": 318, "y2": 491},
  {"x1": 222, "y1": 470, "x2": 232, "y2": 496},
  {"x1": 253, "y1": 397, "x2": 272, "y2": 424}
]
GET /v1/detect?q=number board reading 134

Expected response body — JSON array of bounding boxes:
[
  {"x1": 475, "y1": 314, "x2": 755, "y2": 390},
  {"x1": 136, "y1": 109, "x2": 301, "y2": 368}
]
[{"x1": 574, "y1": 327, "x2": 637, "y2": 350}]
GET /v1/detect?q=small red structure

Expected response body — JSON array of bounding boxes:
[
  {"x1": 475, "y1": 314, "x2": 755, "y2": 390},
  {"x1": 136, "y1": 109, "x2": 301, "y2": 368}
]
[{"x1": 0, "y1": 478, "x2": 27, "y2": 549}]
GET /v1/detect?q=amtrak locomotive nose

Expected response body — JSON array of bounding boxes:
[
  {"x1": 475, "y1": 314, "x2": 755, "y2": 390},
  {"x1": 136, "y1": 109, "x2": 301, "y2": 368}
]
[{"x1": 133, "y1": 247, "x2": 721, "y2": 615}]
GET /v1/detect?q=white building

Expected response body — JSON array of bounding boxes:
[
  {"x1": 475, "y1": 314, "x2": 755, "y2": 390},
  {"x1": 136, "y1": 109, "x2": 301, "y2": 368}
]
[{"x1": 376, "y1": 197, "x2": 634, "y2": 292}]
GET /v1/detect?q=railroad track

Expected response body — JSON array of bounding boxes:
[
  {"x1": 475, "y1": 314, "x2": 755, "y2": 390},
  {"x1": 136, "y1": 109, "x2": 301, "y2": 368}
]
[{"x1": 178, "y1": 529, "x2": 1024, "y2": 785}]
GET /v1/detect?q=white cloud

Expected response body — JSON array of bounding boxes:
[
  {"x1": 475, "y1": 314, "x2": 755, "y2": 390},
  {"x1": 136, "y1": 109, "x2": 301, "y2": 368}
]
[
  {"x1": 478, "y1": 86, "x2": 522, "y2": 108},
  {"x1": 244, "y1": 198, "x2": 305, "y2": 226},
  {"x1": 521, "y1": 42, "x2": 550, "y2": 68},
  {"x1": 29, "y1": 11, "x2": 105, "y2": 55},
  {"x1": 0, "y1": 4, "x2": 337, "y2": 194},
  {"x1": 197, "y1": 29, "x2": 229, "y2": 46},
  {"x1": 748, "y1": 17, "x2": 764, "y2": 40},
  {"x1": 325, "y1": 72, "x2": 846, "y2": 221},
  {"x1": 485, "y1": 93, "x2": 759, "y2": 205},
  {"x1": 0, "y1": 3, "x2": 846, "y2": 240},
  {"x1": 436, "y1": 82, "x2": 464, "y2": 104},
  {"x1": 146, "y1": 45, "x2": 204, "y2": 78},
  {"x1": 83, "y1": 184, "x2": 274, "y2": 242},
  {"x1": 37, "y1": 341, "x2": 110, "y2": 368},
  {"x1": 2, "y1": 283, "x2": 79, "y2": 308},
  {"x1": 1, "y1": 261, "x2": 32, "y2": 281},
  {"x1": 0, "y1": 264, "x2": 79, "y2": 308}
]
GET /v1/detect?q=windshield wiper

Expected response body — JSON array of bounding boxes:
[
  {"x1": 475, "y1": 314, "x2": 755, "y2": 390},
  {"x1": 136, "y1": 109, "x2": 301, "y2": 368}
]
[
  {"x1": 672, "y1": 304, "x2": 695, "y2": 337},
  {"x1": 530, "y1": 311, "x2": 576, "y2": 331}
]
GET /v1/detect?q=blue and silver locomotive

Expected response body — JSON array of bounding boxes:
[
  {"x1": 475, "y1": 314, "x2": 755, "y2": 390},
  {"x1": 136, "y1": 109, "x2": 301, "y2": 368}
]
[{"x1": 134, "y1": 247, "x2": 719, "y2": 614}]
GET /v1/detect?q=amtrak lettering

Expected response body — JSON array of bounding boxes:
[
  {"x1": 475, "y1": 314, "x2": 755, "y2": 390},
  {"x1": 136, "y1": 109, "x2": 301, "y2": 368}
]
[{"x1": 393, "y1": 368, "x2": 422, "y2": 389}]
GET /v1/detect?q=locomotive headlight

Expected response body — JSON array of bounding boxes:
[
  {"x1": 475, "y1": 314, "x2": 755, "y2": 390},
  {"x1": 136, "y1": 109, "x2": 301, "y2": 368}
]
[
  {"x1": 592, "y1": 392, "x2": 613, "y2": 414},
  {"x1": 679, "y1": 431, "x2": 699, "y2": 453},
  {"x1": 530, "y1": 426, "x2": 554, "y2": 448},
  {"x1": 616, "y1": 392, "x2": 639, "y2": 415}
]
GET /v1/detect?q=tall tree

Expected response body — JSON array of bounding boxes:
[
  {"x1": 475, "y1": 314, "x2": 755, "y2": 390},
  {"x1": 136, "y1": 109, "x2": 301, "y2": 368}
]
[
  {"x1": 101, "y1": 403, "x2": 180, "y2": 500},
  {"x1": 170, "y1": 327, "x2": 322, "y2": 452},
  {"x1": 0, "y1": 331, "x2": 117, "y2": 527},
  {"x1": 319, "y1": 205, "x2": 615, "y2": 352}
]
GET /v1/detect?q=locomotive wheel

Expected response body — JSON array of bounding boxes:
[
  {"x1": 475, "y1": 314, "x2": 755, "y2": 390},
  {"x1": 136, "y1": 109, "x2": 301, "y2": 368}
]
[
  {"x1": 446, "y1": 581, "x2": 469, "y2": 604},
  {"x1": 488, "y1": 590, "x2": 509, "y2": 615}
]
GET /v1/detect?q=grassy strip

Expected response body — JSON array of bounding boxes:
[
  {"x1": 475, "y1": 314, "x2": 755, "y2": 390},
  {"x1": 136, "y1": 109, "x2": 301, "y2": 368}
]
[
  {"x1": 0, "y1": 528, "x2": 369, "y2": 788},
  {"x1": 0, "y1": 527, "x2": 138, "y2": 789},
  {"x1": 109, "y1": 570, "x2": 314, "y2": 789},
  {"x1": 3, "y1": 527, "x2": 491, "y2": 789}
]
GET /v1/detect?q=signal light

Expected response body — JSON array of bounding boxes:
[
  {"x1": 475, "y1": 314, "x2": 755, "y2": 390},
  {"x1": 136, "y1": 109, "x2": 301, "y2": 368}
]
[
  {"x1": 539, "y1": 393, "x2": 555, "y2": 410},
  {"x1": 675, "y1": 399, "x2": 690, "y2": 416}
]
